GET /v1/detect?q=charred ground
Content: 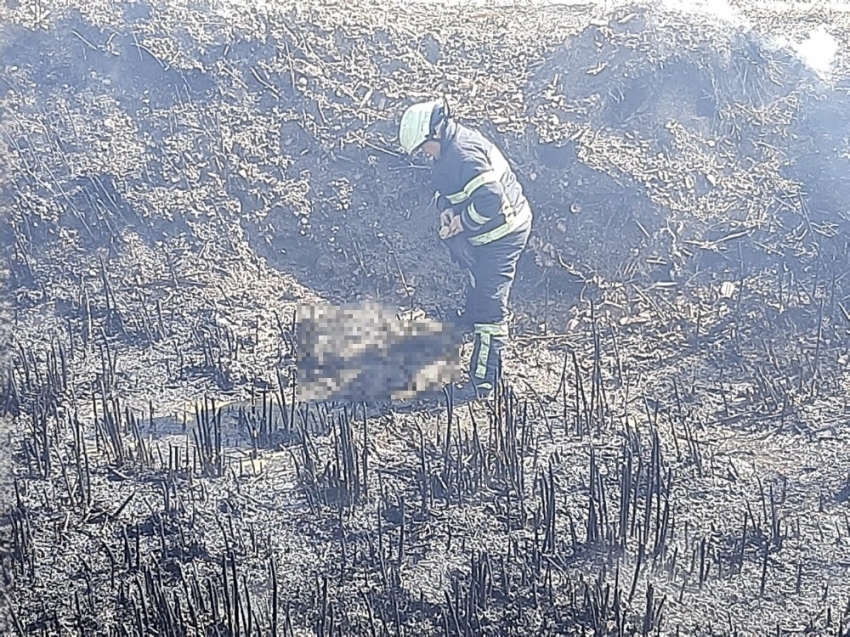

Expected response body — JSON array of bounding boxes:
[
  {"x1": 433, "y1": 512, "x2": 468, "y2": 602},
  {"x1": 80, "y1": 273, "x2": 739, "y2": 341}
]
[{"x1": 2, "y1": 0, "x2": 850, "y2": 634}]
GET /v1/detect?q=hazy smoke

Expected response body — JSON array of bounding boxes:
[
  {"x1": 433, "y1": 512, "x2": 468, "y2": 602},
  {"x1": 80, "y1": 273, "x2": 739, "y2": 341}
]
[{"x1": 791, "y1": 26, "x2": 838, "y2": 77}]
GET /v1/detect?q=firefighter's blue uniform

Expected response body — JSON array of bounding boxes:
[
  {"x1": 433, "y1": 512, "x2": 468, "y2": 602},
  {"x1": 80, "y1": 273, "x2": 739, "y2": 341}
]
[{"x1": 431, "y1": 120, "x2": 533, "y2": 395}]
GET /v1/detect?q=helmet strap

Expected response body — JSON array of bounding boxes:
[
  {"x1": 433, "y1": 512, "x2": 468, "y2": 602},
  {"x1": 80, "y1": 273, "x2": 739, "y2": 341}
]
[{"x1": 429, "y1": 98, "x2": 452, "y2": 140}]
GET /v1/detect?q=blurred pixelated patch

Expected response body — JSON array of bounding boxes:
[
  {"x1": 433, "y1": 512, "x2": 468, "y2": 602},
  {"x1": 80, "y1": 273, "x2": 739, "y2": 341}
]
[{"x1": 294, "y1": 302, "x2": 463, "y2": 403}]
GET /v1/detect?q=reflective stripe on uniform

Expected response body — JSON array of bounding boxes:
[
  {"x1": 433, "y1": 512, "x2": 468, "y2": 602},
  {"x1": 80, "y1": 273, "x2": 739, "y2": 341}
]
[
  {"x1": 475, "y1": 333, "x2": 491, "y2": 379},
  {"x1": 474, "y1": 322, "x2": 508, "y2": 337},
  {"x1": 474, "y1": 323, "x2": 507, "y2": 380},
  {"x1": 445, "y1": 170, "x2": 500, "y2": 205},
  {"x1": 468, "y1": 200, "x2": 532, "y2": 247},
  {"x1": 466, "y1": 202, "x2": 489, "y2": 226}
]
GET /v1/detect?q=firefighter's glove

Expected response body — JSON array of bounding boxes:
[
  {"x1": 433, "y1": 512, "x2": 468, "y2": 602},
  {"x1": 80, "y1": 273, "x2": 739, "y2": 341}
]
[{"x1": 438, "y1": 210, "x2": 464, "y2": 240}]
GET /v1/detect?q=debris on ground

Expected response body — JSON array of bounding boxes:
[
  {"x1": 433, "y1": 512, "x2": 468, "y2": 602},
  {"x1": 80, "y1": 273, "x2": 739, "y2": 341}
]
[{"x1": 2, "y1": 0, "x2": 850, "y2": 634}]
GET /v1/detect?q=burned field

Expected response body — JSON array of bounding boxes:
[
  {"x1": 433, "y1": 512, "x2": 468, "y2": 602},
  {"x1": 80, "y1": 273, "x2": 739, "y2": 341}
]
[{"x1": 2, "y1": 0, "x2": 850, "y2": 634}]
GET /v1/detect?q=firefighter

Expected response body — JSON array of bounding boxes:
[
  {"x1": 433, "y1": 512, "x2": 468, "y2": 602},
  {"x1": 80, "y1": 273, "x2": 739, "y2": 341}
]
[{"x1": 398, "y1": 99, "x2": 533, "y2": 399}]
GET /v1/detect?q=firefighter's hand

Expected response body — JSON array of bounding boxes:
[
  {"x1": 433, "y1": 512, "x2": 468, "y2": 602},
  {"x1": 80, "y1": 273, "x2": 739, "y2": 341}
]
[{"x1": 439, "y1": 211, "x2": 463, "y2": 240}]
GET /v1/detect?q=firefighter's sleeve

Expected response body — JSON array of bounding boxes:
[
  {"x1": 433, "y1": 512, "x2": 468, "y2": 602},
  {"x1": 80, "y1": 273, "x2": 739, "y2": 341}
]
[
  {"x1": 434, "y1": 193, "x2": 452, "y2": 213},
  {"x1": 445, "y1": 151, "x2": 507, "y2": 232}
]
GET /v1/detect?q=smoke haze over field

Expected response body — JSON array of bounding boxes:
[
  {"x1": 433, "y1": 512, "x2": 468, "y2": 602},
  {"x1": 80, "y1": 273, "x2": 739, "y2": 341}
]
[{"x1": 1, "y1": 0, "x2": 850, "y2": 633}]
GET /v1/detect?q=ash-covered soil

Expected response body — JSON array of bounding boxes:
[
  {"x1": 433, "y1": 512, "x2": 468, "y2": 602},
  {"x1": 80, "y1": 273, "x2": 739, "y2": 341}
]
[{"x1": 2, "y1": 0, "x2": 850, "y2": 635}]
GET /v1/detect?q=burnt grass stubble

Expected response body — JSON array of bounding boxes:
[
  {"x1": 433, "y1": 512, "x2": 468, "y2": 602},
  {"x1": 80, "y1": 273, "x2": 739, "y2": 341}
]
[{"x1": 2, "y1": 0, "x2": 850, "y2": 635}]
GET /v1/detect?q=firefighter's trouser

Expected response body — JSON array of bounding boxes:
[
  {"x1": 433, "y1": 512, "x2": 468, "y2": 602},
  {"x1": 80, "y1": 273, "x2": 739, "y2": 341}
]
[{"x1": 465, "y1": 219, "x2": 531, "y2": 391}]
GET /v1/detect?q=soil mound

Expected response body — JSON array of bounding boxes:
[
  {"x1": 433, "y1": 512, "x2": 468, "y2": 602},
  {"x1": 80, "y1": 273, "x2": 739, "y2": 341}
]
[
  {"x1": 525, "y1": 5, "x2": 850, "y2": 286},
  {"x1": 1, "y1": 0, "x2": 848, "y2": 311}
]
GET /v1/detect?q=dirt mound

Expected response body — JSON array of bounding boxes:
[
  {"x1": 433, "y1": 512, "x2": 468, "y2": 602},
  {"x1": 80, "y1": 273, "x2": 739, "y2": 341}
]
[
  {"x1": 1, "y1": 0, "x2": 849, "y2": 314},
  {"x1": 526, "y1": 5, "x2": 850, "y2": 285}
]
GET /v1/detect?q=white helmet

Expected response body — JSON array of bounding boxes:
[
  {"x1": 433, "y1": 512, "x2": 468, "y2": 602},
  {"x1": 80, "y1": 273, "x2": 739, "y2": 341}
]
[{"x1": 398, "y1": 100, "x2": 447, "y2": 155}]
